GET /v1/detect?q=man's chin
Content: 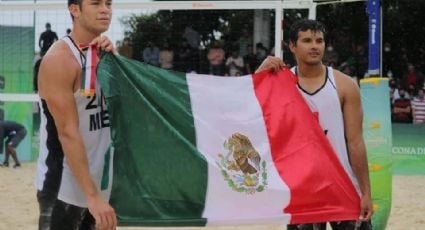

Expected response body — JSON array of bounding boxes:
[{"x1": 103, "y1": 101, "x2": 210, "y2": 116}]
[
  {"x1": 94, "y1": 27, "x2": 109, "y2": 34},
  {"x1": 306, "y1": 60, "x2": 322, "y2": 66}
]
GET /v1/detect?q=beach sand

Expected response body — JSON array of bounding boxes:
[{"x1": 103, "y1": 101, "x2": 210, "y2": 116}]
[{"x1": 0, "y1": 162, "x2": 424, "y2": 230}]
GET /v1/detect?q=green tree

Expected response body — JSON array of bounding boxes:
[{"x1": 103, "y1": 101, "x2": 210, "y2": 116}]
[
  {"x1": 122, "y1": 1, "x2": 425, "y2": 74},
  {"x1": 121, "y1": 9, "x2": 256, "y2": 59}
]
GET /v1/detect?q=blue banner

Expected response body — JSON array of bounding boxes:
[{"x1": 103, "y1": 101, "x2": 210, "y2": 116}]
[{"x1": 367, "y1": 0, "x2": 381, "y2": 76}]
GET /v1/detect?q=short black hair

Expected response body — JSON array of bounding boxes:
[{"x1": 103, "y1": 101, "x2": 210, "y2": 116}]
[
  {"x1": 68, "y1": 0, "x2": 83, "y2": 21},
  {"x1": 289, "y1": 19, "x2": 326, "y2": 45},
  {"x1": 68, "y1": 0, "x2": 82, "y2": 7}
]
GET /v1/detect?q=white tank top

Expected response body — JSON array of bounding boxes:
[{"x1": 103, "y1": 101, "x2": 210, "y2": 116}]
[
  {"x1": 35, "y1": 36, "x2": 113, "y2": 207},
  {"x1": 291, "y1": 66, "x2": 361, "y2": 195}
]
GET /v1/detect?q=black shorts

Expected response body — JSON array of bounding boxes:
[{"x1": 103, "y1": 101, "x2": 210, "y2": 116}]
[
  {"x1": 287, "y1": 220, "x2": 372, "y2": 230},
  {"x1": 6, "y1": 128, "x2": 27, "y2": 148},
  {"x1": 37, "y1": 190, "x2": 95, "y2": 230}
]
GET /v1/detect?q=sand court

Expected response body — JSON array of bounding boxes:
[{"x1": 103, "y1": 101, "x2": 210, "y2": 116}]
[{"x1": 0, "y1": 162, "x2": 424, "y2": 230}]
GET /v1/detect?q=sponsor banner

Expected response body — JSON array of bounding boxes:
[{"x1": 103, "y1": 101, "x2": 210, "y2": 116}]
[
  {"x1": 360, "y1": 78, "x2": 392, "y2": 230},
  {"x1": 392, "y1": 123, "x2": 425, "y2": 175},
  {"x1": 0, "y1": 25, "x2": 35, "y2": 161}
]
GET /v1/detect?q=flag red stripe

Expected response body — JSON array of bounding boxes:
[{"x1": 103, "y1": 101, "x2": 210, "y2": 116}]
[
  {"x1": 90, "y1": 45, "x2": 97, "y2": 91},
  {"x1": 252, "y1": 69, "x2": 360, "y2": 224}
]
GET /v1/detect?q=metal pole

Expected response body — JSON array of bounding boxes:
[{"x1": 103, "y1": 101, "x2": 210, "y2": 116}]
[
  {"x1": 380, "y1": 0, "x2": 383, "y2": 77},
  {"x1": 275, "y1": 1, "x2": 283, "y2": 58}
]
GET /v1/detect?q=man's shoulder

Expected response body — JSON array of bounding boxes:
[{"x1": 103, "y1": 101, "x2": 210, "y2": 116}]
[
  {"x1": 332, "y1": 68, "x2": 357, "y2": 87},
  {"x1": 412, "y1": 98, "x2": 425, "y2": 104},
  {"x1": 331, "y1": 68, "x2": 349, "y2": 79},
  {"x1": 46, "y1": 30, "x2": 57, "y2": 36},
  {"x1": 38, "y1": 41, "x2": 80, "y2": 98},
  {"x1": 40, "y1": 41, "x2": 79, "y2": 75},
  {"x1": 41, "y1": 41, "x2": 74, "y2": 63},
  {"x1": 331, "y1": 67, "x2": 360, "y2": 101}
]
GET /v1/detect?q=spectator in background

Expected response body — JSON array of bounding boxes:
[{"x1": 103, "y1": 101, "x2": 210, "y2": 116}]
[
  {"x1": 39, "y1": 22, "x2": 58, "y2": 56},
  {"x1": 282, "y1": 41, "x2": 296, "y2": 67},
  {"x1": 353, "y1": 44, "x2": 368, "y2": 78},
  {"x1": 143, "y1": 41, "x2": 160, "y2": 66},
  {"x1": 0, "y1": 120, "x2": 27, "y2": 168},
  {"x1": 419, "y1": 49, "x2": 425, "y2": 89},
  {"x1": 183, "y1": 24, "x2": 200, "y2": 50},
  {"x1": 33, "y1": 53, "x2": 43, "y2": 92},
  {"x1": 412, "y1": 88, "x2": 425, "y2": 124},
  {"x1": 341, "y1": 64, "x2": 354, "y2": 76},
  {"x1": 175, "y1": 39, "x2": 194, "y2": 73},
  {"x1": 255, "y1": 42, "x2": 268, "y2": 65},
  {"x1": 159, "y1": 42, "x2": 174, "y2": 70},
  {"x1": 389, "y1": 47, "x2": 408, "y2": 82},
  {"x1": 118, "y1": 37, "x2": 133, "y2": 59},
  {"x1": 382, "y1": 42, "x2": 394, "y2": 77},
  {"x1": 389, "y1": 79, "x2": 400, "y2": 105},
  {"x1": 416, "y1": 63, "x2": 425, "y2": 90},
  {"x1": 406, "y1": 63, "x2": 417, "y2": 87},
  {"x1": 207, "y1": 42, "x2": 225, "y2": 76},
  {"x1": 392, "y1": 89, "x2": 412, "y2": 123},
  {"x1": 238, "y1": 28, "x2": 252, "y2": 57},
  {"x1": 323, "y1": 43, "x2": 339, "y2": 67},
  {"x1": 244, "y1": 44, "x2": 257, "y2": 74},
  {"x1": 405, "y1": 83, "x2": 416, "y2": 100},
  {"x1": 341, "y1": 64, "x2": 357, "y2": 84},
  {"x1": 225, "y1": 49, "x2": 244, "y2": 76}
]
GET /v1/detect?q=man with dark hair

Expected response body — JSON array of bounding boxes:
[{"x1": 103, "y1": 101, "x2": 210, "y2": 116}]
[
  {"x1": 243, "y1": 44, "x2": 257, "y2": 74},
  {"x1": 35, "y1": 0, "x2": 116, "y2": 229},
  {"x1": 412, "y1": 88, "x2": 425, "y2": 124},
  {"x1": 38, "y1": 22, "x2": 58, "y2": 56},
  {"x1": 392, "y1": 88, "x2": 412, "y2": 123},
  {"x1": 257, "y1": 19, "x2": 373, "y2": 230},
  {"x1": 0, "y1": 120, "x2": 27, "y2": 168}
]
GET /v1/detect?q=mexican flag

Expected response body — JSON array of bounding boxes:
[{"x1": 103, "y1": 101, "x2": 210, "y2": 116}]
[{"x1": 97, "y1": 53, "x2": 360, "y2": 226}]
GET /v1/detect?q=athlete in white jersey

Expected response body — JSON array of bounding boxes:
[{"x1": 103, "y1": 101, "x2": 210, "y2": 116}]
[
  {"x1": 292, "y1": 66, "x2": 361, "y2": 195},
  {"x1": 36, "y1": 35, "x2": 113, "y2": 212},
  {"x1": 35, "y1": 0, "x2": 116, "y2": 229},
  {"x1": 257, "y1": 19, "x2": 373, "y2": 230}
]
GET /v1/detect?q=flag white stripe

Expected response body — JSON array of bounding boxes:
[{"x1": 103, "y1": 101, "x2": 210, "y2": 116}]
[
  {"x1": 187, "y1": 73, "x2": 291, "y2": 225},
  {"x1": 85, "y1": 47, "x2": 92, "y2": 91}
]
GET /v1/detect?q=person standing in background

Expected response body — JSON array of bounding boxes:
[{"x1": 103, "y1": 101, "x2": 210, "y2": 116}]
[
  {"x1": 0, "y1": 120, "x2": 27, "y2": 168},
  {"x1": 39, "y1": 22, "x2": 58, "y2": 56}
]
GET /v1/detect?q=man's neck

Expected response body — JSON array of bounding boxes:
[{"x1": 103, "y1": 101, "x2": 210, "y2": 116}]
[
  {"x1": 297, "y1": 63, "x2": 325, "y2": 79},
  {"x1": 69, "y1": 27, "x2": 99, "y2": 45}
]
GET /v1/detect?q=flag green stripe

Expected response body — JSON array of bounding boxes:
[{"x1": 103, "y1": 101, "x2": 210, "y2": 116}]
[
  {"x1": 100, "y1": 145, "x2": 111, "y2": 190},
  {"x1": 97, "y1": 54, "x2": 208, "y2": 226}
]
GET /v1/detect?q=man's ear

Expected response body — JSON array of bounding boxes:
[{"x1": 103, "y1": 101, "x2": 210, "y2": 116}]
[
  {"x1": 69, "y1": 4, "x2": 80, "y2": 19},
  {"x1": 289, "y1": 41, "x2": 296, "y2": 53}
]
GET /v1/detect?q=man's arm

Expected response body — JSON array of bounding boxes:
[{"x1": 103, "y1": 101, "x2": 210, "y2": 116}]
[
  {"x1": 402, "y1": 105, "x2": 411, "y2": 113},
  {"x1": 411, "y1": 102, "x2": 417, "y2": 121},
  {"x1": 38, "y1": 33, "x2": 43, "y2": 49},
  {"x1": 339, "y1": 73, "x2": 373, "y2": 221},
  {"x1": 235, "y1": 59, "x2": 244, "y2": 71},
  {"x1": 38, "y1": 50, "x2": 116, "y2": 229}
]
